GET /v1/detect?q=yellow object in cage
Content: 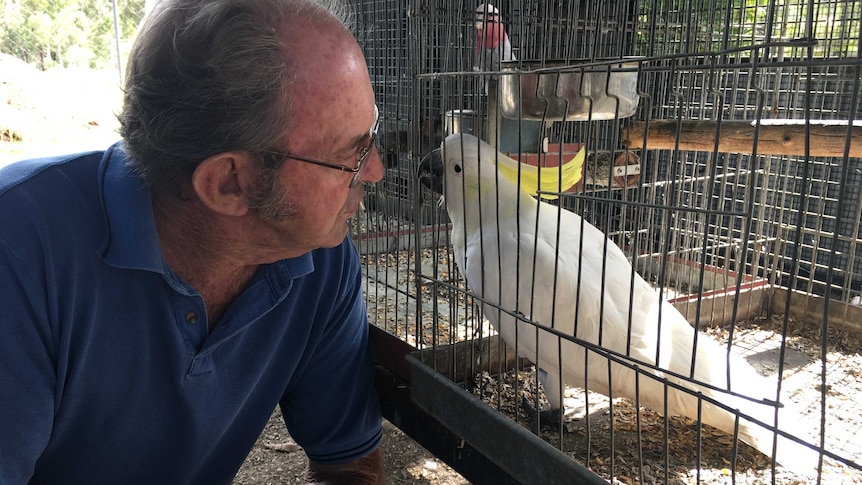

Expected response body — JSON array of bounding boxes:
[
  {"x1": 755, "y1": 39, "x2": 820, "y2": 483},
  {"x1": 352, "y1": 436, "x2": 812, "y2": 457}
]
[{"x1": 495, "y1": 147, "x2": 585, "y2": 200}]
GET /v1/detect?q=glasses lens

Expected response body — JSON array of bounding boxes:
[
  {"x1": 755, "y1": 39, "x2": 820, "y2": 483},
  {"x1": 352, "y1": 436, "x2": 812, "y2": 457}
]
[
  {"x1": 350, "y1": 107, "x2": 379, "y2": 188},
  {"x1": 350, "y1": 171, "x2": 361, "y2": 188},
  {"x1": 350, "y1": 144, "x2": 372, "y2": 188}
]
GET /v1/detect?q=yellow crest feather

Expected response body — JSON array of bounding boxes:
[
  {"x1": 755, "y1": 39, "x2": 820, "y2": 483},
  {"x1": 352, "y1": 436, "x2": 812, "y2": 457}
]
[{"x1": 496, "y1": 148, "x2": 585, "y2": 200}]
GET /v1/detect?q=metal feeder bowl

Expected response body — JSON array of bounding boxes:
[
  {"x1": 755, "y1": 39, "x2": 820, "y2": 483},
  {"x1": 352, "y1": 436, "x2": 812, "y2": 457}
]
[{"x1": 499, "y1": 59, "x2": 641, "y2": 121}]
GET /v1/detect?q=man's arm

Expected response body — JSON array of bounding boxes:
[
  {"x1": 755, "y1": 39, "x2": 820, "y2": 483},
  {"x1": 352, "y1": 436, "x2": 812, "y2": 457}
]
[
  {"x1": 305, "y1": 448, "x2": 384, "y2": 484},
  {"x1": 0, "y1": 237, "x2": 56, "y2": 483}
]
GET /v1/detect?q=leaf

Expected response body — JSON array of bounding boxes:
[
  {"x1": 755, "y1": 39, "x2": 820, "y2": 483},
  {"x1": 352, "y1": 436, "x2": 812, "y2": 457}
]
[{"x1": 264, "y1": 441, "x2": 301, "y2": 453}]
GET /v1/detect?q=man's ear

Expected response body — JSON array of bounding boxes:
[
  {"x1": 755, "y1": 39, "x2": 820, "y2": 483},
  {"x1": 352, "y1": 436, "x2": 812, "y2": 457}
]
[{"x1": 190, "y1": 152, "x2": 258, "y2": 216}]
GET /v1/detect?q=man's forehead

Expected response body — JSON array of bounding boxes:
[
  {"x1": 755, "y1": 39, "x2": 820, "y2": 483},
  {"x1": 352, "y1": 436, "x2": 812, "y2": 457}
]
[
  {"x1": 277, "y1": 20, "x2": 375, "y2": 150},
  {"x1": 285, "y1": 95, "x2": 376, "y2": 153}
]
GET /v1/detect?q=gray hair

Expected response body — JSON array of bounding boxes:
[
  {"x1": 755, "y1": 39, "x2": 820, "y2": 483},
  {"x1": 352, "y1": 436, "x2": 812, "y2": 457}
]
[{"x1": 119, "y1": 0, "x2": 355, "y2": 195}]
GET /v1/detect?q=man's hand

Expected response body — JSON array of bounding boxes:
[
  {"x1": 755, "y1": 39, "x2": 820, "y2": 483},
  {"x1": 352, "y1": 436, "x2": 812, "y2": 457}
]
[{"x1": 305, "y1": 448, "x2": 384, "y2": 484}]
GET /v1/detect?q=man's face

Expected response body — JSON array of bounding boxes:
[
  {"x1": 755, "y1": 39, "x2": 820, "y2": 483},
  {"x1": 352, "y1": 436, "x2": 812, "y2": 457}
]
[{"x1": 249, "y1": 23, "x2": 384, "y2": 256}]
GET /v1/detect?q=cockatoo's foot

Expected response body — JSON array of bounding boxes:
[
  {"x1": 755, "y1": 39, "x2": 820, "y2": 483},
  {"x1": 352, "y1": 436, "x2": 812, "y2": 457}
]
[{"x1": 520, "y1": 396, "x2": 563, "y2": 432}]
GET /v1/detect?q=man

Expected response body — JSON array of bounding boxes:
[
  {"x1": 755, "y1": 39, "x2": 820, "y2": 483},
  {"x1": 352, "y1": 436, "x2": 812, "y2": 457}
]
[{"x1": 0, "y1": 0, "x2": 385, "y2": 483}]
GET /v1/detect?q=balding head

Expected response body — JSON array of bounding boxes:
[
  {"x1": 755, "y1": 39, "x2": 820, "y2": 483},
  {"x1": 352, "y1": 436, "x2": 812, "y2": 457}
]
[{"x1": 119, "y1": 0, "x2": 357, "y2": 196}]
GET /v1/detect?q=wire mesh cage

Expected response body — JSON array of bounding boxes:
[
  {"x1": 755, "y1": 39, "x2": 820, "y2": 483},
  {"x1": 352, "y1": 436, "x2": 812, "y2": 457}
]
[{"x1": 351, "y1": 0, "x2": 862, "y2": 483}]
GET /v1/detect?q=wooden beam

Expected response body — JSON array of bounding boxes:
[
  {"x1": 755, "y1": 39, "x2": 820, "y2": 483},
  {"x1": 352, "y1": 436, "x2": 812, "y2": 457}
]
[
  {"x1": 624, "y1": 119, "x2": 862, "y2": 157},
  {"x1": 769, "y1": 287, "x2": 862, "y2": 336}
]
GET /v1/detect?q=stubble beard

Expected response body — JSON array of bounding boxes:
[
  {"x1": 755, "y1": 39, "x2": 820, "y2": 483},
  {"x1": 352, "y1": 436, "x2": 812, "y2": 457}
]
[{"x1": 246, "y1": 165, "x2": 297, "y2": 222}]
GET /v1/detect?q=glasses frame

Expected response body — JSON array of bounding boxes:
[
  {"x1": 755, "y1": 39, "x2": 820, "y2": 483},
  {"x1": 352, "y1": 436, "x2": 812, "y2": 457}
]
[{"x1": 266, "y1": 106, "x2": 379, "y2": 188}]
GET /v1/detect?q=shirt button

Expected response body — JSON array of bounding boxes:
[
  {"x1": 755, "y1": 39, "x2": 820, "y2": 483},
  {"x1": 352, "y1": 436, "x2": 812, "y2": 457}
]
[{"x1": 185, "y1": 311, "x2": 198, "y2": 324}]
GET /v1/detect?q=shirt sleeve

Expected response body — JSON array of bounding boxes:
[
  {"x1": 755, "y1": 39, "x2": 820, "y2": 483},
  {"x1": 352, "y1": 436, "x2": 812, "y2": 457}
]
[
  {"x1": 0, "y1": 237, "x2": 57, "y2": 483},
  {"x1": 278, "y1": 241, "x2": 382, "y2": 464}
]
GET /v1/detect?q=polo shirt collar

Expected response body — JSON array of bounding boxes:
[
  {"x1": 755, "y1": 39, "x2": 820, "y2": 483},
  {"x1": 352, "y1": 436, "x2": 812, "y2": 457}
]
[
  {"x1": 97, "y1": 143, "x2": 315, "y2": 283},
  {"x1": 98, "y1": 143, "x2": 164, "y2": 272}
]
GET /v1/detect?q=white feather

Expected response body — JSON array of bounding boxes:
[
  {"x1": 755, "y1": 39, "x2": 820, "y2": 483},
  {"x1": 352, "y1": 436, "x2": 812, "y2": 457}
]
[{"x1": 437, "y1": 133, "x2": 819, "y2": 473}]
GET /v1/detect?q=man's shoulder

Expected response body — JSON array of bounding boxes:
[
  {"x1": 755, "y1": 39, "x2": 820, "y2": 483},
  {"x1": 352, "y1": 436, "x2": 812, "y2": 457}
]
[
  {"x1": 0, "y1": 147, "x2": 119, "y2": 262},
  {"x1": 0, "y1": 149, "x2": 107, "y2": 197}
]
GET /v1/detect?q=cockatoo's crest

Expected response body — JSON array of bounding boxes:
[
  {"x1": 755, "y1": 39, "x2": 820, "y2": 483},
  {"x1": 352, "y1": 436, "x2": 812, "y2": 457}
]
[
  {"x1": 443, "y1": 133, "x2": 583, "y2": 200},
  {"x1": 495, "y1": 147, "x2": 585, "y2": 200}
]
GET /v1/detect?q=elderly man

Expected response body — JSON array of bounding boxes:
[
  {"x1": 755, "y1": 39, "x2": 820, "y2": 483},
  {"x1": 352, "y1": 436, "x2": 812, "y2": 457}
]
[{"x1": 0, "y1": 0, "x2": 385, "y2": 483}]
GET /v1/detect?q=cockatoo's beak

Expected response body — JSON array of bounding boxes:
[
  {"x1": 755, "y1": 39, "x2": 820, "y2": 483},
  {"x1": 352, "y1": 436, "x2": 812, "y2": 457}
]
[{"x1": 418, "y1": 148, "x2": 445, "y2": 195}]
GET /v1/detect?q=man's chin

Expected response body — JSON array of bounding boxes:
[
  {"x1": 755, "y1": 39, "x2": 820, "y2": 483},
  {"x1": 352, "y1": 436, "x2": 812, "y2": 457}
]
[{"x1": 323, "y1": 221, "x2": 352, "y2": 248}]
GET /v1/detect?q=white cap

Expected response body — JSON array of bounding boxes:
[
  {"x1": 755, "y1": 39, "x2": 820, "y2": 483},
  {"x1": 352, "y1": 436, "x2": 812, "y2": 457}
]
[{"x1": 475, "y1": 3, "x2": 499, "y2": 16}]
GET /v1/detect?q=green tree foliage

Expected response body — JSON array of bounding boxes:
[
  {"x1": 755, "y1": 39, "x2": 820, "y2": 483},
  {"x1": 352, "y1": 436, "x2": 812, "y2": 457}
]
[
  {"x1": 0, "y1": 0, "x2": 145, "y2": 70},
  {"x1": 634, "y1": 0, "x2": 859, "y2": 58}
]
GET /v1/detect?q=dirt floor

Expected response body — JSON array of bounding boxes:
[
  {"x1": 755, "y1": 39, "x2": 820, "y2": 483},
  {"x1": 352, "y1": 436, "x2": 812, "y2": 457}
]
[
  {"x1": 235, "y1": 410, "x2": 469, "y2": 485},
  {"x1": 359, "y1": 241, "x2": 862, "y2": 484},
  {"x1": 467, "y1": 313, "x2": 862, "y2": 485}
]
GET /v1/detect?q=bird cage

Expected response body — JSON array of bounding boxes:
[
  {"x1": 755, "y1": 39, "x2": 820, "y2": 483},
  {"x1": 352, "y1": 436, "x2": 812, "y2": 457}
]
[{"x1": 351, "y1": 0, "x2": 862, "y2": 483}]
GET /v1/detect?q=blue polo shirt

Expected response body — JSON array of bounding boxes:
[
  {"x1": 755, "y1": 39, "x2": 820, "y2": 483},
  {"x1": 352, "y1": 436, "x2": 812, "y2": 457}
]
[{"x1": 0, "y1": 144, "x2": 382, "y2": 484}]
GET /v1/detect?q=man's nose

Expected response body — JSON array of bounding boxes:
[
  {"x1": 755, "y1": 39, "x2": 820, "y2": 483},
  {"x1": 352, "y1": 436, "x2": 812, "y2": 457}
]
[{"x1": 359, "y1": 146, "x2": 384, "y2": 184}]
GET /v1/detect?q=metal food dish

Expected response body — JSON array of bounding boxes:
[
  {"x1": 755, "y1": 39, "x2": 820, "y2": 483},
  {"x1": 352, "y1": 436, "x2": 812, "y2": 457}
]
[
  {"x1": 443, "y1": 109, "x2": 483, "y2": 137},
  {"x1": 498, "y1": 59, "x2": 640, "y2": 121}
]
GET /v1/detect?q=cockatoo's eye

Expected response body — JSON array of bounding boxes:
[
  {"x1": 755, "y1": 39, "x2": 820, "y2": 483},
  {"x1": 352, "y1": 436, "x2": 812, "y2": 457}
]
[{"x1": 453, "y1": 163, "x2": 462, "y2": 173}]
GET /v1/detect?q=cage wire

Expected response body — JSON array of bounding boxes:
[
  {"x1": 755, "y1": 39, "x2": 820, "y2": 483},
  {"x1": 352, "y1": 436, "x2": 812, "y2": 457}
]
[{"x1": 351, "y1": 0, "x2": 861, "y2": 483}]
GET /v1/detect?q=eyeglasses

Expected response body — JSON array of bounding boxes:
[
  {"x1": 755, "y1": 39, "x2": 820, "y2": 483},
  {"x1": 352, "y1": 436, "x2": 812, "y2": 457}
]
[{"x1": 266, "y1": 106, "x2": 379, "y2": 188}]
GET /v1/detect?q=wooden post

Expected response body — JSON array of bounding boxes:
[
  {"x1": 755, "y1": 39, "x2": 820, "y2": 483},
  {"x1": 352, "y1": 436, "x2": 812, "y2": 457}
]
[{"x1": 624, "y1": 119, "x2": 862, "y2": 158}]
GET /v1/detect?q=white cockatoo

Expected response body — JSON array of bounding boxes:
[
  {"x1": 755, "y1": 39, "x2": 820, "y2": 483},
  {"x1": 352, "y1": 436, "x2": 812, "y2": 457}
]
[{"x1": 418, "y1": 133, "x2": 819, "y2": 473}]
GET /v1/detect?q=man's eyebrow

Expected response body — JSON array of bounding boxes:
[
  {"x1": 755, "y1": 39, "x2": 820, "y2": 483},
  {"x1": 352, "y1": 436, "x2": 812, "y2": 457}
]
[
  {"x1": 335, "y1": 131, "x2": 371, "y2": 156},
  {"x1": 349, "y1": 131, "x2": 372, "y2": 150}
]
